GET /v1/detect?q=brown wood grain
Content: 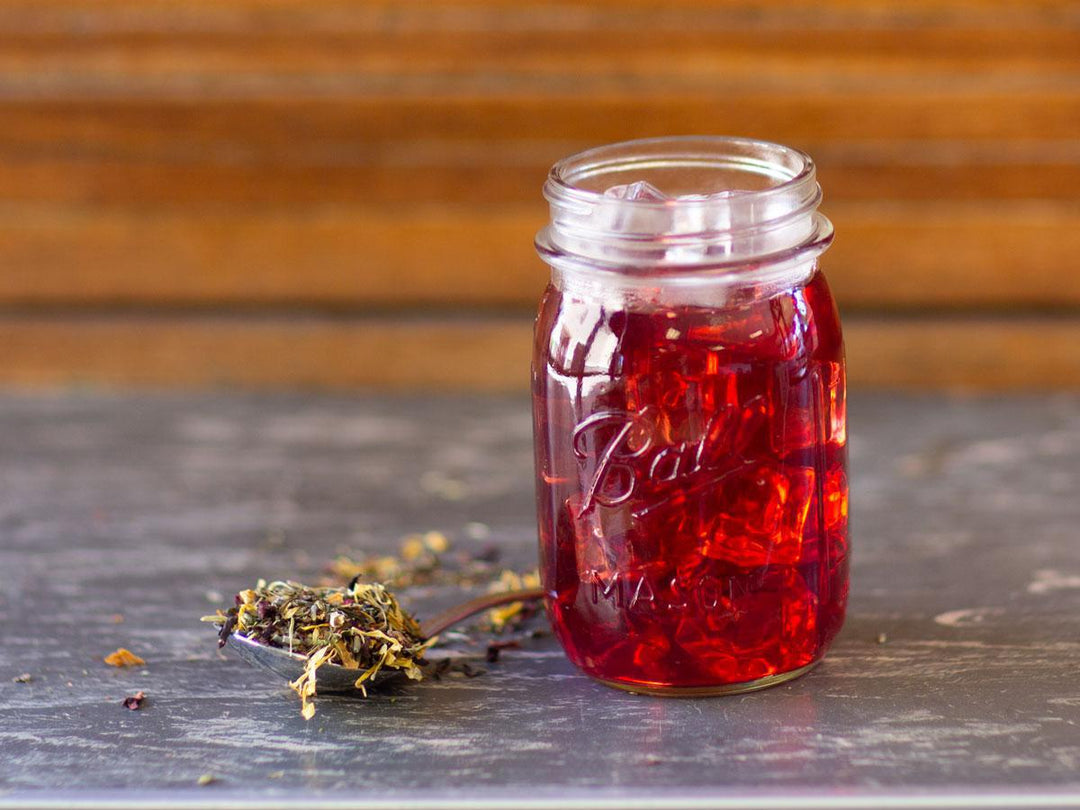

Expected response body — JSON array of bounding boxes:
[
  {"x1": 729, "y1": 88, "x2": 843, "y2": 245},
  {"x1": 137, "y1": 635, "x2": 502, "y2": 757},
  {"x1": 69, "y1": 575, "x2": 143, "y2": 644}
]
[
  {"x1": 0, "y1": 203, "x2": 1076, "y2": 310},
  {"x1": 2, "y1": 139, "x2": 1079, "y2": 206},
  {"x1": 2, "y1": 314, "x2": 1078, "y2": 392},
  {"x1": 0, "y1": 0, "x2": 1072, "y2": 33},
  {"x1": 0, "y1": 0, "x2": 1076, "y2": 389}
]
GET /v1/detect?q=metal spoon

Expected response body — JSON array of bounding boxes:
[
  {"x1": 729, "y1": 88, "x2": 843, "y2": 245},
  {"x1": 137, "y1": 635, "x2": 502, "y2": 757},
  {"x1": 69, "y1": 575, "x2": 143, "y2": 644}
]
[{"x1": 227, "y1": 587, "x2": 545, "y2": 692}]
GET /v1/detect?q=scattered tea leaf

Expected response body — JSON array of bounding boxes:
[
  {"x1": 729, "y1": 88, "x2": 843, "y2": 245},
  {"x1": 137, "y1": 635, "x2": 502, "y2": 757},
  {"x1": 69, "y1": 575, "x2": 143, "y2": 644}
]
[
  {"x1": 328, "y1": 535, "x2": 540, "y2": 635},
  {"x1": 485, "y1": 640, "x2": 521, "y2": 663},
  {"x1": 459, "y1": 662, "x2": 484, "y2": 678},
  {"x1": 485, "y1": 570, "x2": 542, "y2": 632},
  {"x1": 325, "y1": 532, "x2": 511, "y2": 592},
  {"x1": 122, "y1": 691, "x2": 146, "y2": 710},
  {"x1": 423, "y1": 531, "x2": 449, "y2": 553},
  {"x1": 104, "y1": 648, "x2": 145, "y2": 667},
  {"x1": 12, "y1": 673, "x2": 32, "y2": 683},
  {"x1": 196, "y1": 774, "x2": 217, "y2": 786}
]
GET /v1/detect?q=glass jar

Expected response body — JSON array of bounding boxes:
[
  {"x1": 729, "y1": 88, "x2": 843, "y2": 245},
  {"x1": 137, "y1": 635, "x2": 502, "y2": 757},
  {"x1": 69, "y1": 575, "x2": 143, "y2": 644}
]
[{"x1": 532, "y1": 136, "x2": 848, "y2": 695}]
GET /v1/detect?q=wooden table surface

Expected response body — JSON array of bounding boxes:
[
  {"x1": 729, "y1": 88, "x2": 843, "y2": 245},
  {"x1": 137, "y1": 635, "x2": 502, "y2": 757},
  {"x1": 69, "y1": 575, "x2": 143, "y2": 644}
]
[{"x1": 1, "y1": 392, "x2": 1079, "y2": 809}]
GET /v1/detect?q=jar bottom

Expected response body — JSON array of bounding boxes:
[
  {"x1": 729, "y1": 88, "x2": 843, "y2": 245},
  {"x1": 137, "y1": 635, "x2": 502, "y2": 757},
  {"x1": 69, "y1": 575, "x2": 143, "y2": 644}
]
[{"x1": 591, "y1": 660, "x2": 820, "y2": 697}]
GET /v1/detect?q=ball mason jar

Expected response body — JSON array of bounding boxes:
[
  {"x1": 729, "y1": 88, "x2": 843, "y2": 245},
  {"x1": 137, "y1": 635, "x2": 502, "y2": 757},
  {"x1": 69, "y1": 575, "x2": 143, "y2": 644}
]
[{"x1": 532, "y1": 136, "x2": 848, "y2": 695}]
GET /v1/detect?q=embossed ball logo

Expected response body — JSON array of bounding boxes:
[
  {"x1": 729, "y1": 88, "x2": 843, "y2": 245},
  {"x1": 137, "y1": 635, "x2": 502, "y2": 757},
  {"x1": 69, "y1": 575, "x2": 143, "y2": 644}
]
[{"x1": 570, "y1": 396, "x2": 769, "y2": 519}]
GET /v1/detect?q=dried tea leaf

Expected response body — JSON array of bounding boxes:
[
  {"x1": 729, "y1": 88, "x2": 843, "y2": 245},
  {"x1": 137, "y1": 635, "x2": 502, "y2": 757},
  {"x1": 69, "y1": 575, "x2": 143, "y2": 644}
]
[
  {"x1": 122, "y1": 691, "x2": 146, "y2": 710},
  {"x1": 324, "y1": 532, "x2": 504, "y2": 591},
  {"x1": 422, "y1": 531, "x2": 449, "y2": 553},
  {"x1": 104, "y1": 648, "x2": 145, "y2": 667},
  {"x1": 485, "y1": 640, "x2": 520, "y2": 663},
  {"x1": 485, "y1": 570, "x2": 542, "y2": 632},
  {"x1": 205, "y1": 579, "x2": 434, "y2": 719},
  {"x1": 196, "y1": 774, "x2": 217, "y2": 786},
  {"x1": 12, "y1": 673, "x2": 32, "y2": 683}
]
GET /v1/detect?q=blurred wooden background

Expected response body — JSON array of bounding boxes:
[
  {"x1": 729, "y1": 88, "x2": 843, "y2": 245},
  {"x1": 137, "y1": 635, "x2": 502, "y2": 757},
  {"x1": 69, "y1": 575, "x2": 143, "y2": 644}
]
[{"x1": 1, "y1": 0, "x2": 1079, "y2": 391}]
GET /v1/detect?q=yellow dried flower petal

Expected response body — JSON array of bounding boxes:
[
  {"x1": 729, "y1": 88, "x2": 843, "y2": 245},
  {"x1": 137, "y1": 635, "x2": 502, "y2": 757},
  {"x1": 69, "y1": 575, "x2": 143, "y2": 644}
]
[
  {"x1": 400, "y1": 535, "x2": 425, "y2": 561},
  {"x1": 423, "y1": 531, "x2": 449, "y2": 553},
  {"x1": 104, "y1": 648, "x2": 145, "y2": 667}
]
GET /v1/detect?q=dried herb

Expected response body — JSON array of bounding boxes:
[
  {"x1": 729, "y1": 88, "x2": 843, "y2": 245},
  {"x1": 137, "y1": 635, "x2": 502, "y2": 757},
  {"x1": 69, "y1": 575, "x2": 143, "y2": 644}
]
[
  {"x1": 485, "y1": 640, "x2": 520, "y2": 663},
  {"x1": 429, "y1": 658, "x2": 486, "y2": 681},
  {"x1": 202, "y1": 579, "x2": 435, "y2": 719},
  {"x1": 12, "y1": 673, "x2": 32, "y2": 684},
  {"x1": 122, "y1": 691, "x2": 146, "y2": 710},
  {"x1": 327, "y1": 533, "x2": 540, "y2": 633},
  {"x1": 196, "y1": 774, "x2": 217, "y2": 787},
  {"x1": 326, "y1": 531, "x2": 474, "y2": 589},
  {"x1": 485, "y1": 570, "x2": 542, "y2": 632},
  {"x1": 104, "y1": 648, "x2": 145, "y2": 667}
]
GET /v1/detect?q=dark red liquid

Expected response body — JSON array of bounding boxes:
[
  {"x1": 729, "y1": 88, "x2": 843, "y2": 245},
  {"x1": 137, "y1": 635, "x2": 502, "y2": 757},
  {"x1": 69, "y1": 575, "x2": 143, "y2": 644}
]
[{"x1": 532, "y1": 270, "x2": 848, "y2": 690}]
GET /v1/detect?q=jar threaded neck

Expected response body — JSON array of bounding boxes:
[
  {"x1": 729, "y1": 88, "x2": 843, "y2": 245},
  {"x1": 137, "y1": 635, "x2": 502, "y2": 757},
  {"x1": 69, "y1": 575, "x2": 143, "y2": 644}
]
[{"x1": 537, "y1": 136, "x2": 832, "y2": 275}]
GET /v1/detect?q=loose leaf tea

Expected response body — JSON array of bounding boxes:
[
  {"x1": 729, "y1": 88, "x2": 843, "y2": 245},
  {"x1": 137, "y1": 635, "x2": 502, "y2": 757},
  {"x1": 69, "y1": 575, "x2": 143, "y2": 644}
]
[
  {"x1": 485, "y1": 570, "x2": 543, "y2": 632},
  {"x1": 327, "y1": 531, "x2": 495, "y2": 590},
  {"x1": 202, "y1": 579, "x2": 435, "y2": 719},
  {"x1": 104, "y1": 648, "x2": 145, "y2": 667},
  {"x1": 122, "y1": 690, "x2": 146, "y2": 710},
  {"x1": 327, "y1": 533, "x2": 541, "y2": 633}
]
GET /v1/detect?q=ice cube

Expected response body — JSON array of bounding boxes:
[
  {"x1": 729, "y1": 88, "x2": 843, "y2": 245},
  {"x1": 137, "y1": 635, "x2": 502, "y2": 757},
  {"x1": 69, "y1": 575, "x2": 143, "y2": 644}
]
[
  {"x1": 700, "y1": 464, "x2": 815, "y2": 567},
  {"x1": 823, "y1": 467, "x2": 847, "y2": 532},
  {"x1": 594, "y1": 180, "x2": 673, "y2": 235},
  {"x1": 603, "y1": 180, "x2": 669, "y2": 202}
]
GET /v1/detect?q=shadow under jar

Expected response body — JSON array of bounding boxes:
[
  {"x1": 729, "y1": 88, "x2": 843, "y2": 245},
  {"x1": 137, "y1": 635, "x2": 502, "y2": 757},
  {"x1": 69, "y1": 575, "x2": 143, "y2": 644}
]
[{"x1": 532, "y1": 136, "x2": 849, "y2": 695}]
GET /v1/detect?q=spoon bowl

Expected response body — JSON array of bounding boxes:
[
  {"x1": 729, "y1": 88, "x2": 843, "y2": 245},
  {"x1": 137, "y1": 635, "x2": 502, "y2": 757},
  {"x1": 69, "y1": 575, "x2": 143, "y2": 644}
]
[{"x1": 227, "y1": 632, "x2": 405, "y2": 692}]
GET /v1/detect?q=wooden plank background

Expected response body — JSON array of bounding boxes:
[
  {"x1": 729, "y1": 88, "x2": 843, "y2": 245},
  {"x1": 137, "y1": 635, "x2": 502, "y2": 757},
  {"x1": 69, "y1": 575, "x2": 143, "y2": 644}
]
[{"x1": 1, "y1": 0, "x2": 1079, "y2": 391}]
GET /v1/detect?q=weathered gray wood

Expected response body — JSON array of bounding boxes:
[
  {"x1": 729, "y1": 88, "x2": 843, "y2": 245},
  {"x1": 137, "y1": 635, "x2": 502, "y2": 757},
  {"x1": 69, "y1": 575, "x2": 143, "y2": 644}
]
[{"x1": 0, "y1": 392, "x2": 1079, "y2": 809}]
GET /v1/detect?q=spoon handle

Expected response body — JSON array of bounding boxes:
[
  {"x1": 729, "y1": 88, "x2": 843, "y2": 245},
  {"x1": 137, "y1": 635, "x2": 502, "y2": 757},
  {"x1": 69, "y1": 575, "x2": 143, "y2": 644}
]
[{"x1": 421, "y1": 587, "x2": 546, "y2": 637}]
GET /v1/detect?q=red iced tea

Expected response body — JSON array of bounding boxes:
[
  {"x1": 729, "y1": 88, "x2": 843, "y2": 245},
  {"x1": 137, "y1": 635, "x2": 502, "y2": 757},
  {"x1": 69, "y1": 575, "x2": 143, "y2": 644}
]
[{"x1": 532, "y1": 270, "x2": 848, "y2": 692}]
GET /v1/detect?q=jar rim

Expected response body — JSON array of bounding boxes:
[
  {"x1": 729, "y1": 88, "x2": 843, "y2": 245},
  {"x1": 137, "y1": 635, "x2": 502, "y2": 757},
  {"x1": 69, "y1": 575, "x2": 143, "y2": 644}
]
[{"x1": 544, "y1": 135, "x2": 817, "y2": 211}]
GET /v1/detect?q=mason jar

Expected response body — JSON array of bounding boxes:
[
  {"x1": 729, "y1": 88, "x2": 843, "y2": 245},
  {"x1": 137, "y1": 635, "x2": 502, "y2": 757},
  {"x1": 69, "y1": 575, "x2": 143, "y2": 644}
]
[{"x1": 532, "y1": 136, "x2": 848, "y2": 695}]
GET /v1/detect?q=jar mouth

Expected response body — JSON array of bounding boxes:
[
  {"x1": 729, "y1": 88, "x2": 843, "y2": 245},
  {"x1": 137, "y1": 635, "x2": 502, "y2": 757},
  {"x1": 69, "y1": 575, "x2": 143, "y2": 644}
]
[
  {"x1": 545, "y1": 135, "x2": 816, "y2": 207},
  {"x1": 538, "y1": 135, "x2": 831, "y2": 273}
]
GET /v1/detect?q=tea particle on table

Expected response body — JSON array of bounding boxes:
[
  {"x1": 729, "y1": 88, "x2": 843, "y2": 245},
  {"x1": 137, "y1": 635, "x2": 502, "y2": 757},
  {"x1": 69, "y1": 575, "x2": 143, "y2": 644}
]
[
  {"x1": 485, "y1": 640, "x2": 521, "y2": 663},
  {"x1": 122, "y1": 691, "x2": 146, "y2": 710},
  {"x1": 104, "y1": 648, "x2": 146, "y2": 667},
  {"x1": 876, "y1": 633, "x2": 889, "y2": 645},
  {"x1": 464, "y1": 521, "x2": 491, "y2": 540},
  {"x1": 12, "y1": 673, "x2": 32, "y2": 683},
  {"x1": 196, "y1": 774, "x2": 217, "y2": 787},
  {"x1": 485, "y1": 570, "x2": 542, "y2": 632},
  {"x1": 109, "y1": 614, "x2": 125, "y2": 624},
  {"x1": 325, "y1": 531, "x2": 507, "y2": 592}
]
